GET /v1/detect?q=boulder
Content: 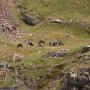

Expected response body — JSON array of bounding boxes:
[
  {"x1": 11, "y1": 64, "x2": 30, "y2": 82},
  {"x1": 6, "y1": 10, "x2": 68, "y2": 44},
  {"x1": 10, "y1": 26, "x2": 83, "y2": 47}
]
[
  {"x1": 13, "y1": 54, "x2": 24, "y2": 62},
  {"x1": 52, "y1": 49, "x2": 69, "y2": 58},
  {"x1": 45, "y1": 49, "x2": 69, "y2": 58},
  {"x1": 22, "y1": 14, "x2": 39, "y2": 26}
]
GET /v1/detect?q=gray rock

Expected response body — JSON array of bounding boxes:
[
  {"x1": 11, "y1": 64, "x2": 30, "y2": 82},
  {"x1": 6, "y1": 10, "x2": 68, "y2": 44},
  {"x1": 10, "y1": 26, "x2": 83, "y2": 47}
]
[
  {"x1": 59, "y1": 68, "x2": 90, "y2": 90},
  {"x1": 22, "y1": 14, "x2": 39, "y2": 26},
  {"x1": 13, "y1": 54, "x2": 24, "y2": 62},
  {"x1": 45, "y1": 49, "x2": 69, "y2": 58}
]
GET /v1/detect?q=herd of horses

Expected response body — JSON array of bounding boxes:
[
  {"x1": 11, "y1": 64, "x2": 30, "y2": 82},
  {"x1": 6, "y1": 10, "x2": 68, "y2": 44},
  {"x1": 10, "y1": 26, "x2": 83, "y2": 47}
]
[{"x1": 17, "y1": 40, "x2": 64, "y2": 48}]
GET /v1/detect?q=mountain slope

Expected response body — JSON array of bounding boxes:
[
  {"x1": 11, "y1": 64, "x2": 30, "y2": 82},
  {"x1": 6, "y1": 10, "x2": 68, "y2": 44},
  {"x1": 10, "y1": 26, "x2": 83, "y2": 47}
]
[{"x1": 0, "y1": 0, "x2": 90, "y2": 90}]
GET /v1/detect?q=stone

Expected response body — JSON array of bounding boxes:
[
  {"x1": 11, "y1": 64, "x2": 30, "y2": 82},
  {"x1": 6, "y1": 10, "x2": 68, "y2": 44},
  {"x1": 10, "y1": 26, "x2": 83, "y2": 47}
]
[
  {"x1": 13, "y1": 54, "x2": 24, "y2": 62},
  {"x1": 45, "y1": 49, "x2": 69, "y2": 58},
  {"x1": 22, "y1": 14, "x2": 39, "y2": 26}
]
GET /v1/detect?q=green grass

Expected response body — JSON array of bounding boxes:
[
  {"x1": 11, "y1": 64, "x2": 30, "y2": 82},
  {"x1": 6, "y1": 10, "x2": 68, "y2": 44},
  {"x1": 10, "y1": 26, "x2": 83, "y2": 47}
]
[
  {"x1": 0, "y1": 0, "x2": 90, "y2": 88},
  {"x1": 20, "y1": 0, "x2": 90, "y2": 16}
]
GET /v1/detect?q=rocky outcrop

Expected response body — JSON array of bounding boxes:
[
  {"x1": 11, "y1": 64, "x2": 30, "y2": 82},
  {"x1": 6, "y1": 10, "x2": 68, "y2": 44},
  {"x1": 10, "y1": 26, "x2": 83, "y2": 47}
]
[
  {"x1": 22, "y1": 13, "x2": 39, "y2": 26},
  {"x1": 59, "y1": 68, "x2": 90, "y2": 90},
  {"x1": 22, "y1": 63, "x2": 65, "y2": 90},
  {"x1": 0, "y1": 0, "x2": 19, "y2": 35},
  {"x1": 49, "y1": 18, "x2": 90, "y2": 35},
  {"x1": 45, "y1": 49, "x2": 69, "y2": 58},
  {"x1": 50, "y1": 18, "x2": 73, "y2": 26},
  {"x1": 13, "y1": 54, "x2": 24, "y2": 62},
  {"x1": 0, "y1": 68, "x2": 9, "y2": 81}
]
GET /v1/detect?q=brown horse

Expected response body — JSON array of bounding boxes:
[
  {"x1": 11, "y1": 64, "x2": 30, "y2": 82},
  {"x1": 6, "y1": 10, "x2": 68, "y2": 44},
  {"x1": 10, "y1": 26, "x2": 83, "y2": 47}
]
[{"x1": 38, "y1": 40, "x2": 45, "y2": 46}]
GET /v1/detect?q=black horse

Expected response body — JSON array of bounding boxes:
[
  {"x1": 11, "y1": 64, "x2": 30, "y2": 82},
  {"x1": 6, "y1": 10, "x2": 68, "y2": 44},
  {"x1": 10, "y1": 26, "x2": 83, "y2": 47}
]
[
  {"x1": 17, "y1": 43, "x2": 23, "y2": 48},
  {"x1": 58, "y1": 41, "x2": 64, "y2": 46}
]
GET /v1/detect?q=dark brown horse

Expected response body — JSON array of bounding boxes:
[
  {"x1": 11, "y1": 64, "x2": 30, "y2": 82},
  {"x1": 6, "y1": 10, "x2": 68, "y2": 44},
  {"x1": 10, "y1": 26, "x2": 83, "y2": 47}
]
[{"x1": 17, "y1": 43, "x2": 23, "y2": 48}]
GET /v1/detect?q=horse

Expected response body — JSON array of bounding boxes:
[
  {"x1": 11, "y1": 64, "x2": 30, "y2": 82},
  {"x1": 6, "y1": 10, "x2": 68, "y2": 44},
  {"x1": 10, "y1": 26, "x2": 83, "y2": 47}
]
[
  {"x1": 49, "y1": 40, "x2": 64, "y2": 46},
  {"x1": 17, "y1": 43, "x2": 23, "y2": 48},
  {"x1": 27, "y1": 40, "x2": 34, "y2": 46},
  {"x1": 49, "y1": 40, "x2": 58, "y2": 46},
  {"x1": 58, "y1": 41, "x2": 64, "y2": 46},
  {"x1": 38, "y1": 40, "x2": 45, "y2": 46}
]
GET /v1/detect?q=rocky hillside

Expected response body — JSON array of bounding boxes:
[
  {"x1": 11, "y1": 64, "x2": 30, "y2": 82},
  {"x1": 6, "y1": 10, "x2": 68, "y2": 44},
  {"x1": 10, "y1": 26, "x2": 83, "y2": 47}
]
[
  {"x1": 0, "y1": 0, "x2": 18, "y2": 35},
  {"x1": 0, "y1": 0, "x2": 90, "y2": 90}
]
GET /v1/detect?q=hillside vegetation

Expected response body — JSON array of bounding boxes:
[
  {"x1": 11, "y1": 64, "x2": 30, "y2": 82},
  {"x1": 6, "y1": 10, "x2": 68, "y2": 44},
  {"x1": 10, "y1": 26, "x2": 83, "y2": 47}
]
[{"x1": 0, "y1": 0, "x2": 90, "y2": 90}]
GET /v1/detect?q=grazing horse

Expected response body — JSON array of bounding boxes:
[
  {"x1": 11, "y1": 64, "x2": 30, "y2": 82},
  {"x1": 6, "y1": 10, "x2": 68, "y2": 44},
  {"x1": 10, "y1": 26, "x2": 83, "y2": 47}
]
[
  {"x1": 17, "y1": 43, "x2": 23, "y2": 48},
  {"x1": 38, "y1": 40, "x2": 45, "y2": 46},
  {"x1": 49, "y1": 40, "x2": 64, "y2": 46},
  {"x1": 58, "y1": 41, "x2": 64, "y2": 46},
  {"x1": 81, "y1": 45, "x2": 90, "y2": 53},
  {"x1": 27, "y1": 40, "x2": 34, "y2": 46},
  {"x1": 49, "y1": 40, "x2": 58, "y2": 46}
]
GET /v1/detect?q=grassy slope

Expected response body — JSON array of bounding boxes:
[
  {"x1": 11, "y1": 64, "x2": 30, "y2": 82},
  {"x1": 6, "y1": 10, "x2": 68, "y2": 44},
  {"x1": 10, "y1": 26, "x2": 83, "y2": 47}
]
[
  {"x1": 20, "y1": 0, "x2": 90, "y2": 21},
  {"x1": 0, "y1": 0, "x2": 90, "y2": 89}
]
